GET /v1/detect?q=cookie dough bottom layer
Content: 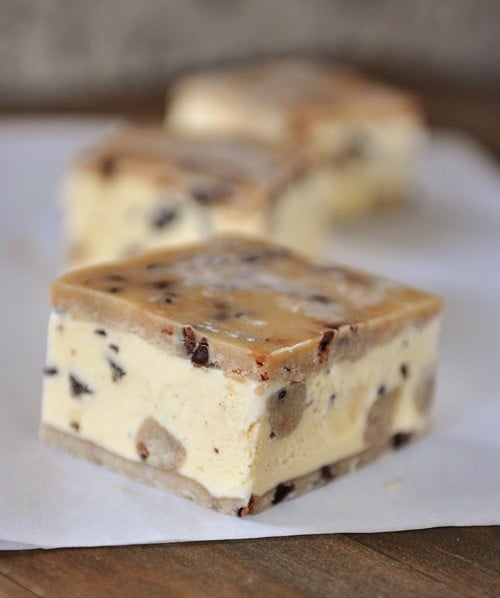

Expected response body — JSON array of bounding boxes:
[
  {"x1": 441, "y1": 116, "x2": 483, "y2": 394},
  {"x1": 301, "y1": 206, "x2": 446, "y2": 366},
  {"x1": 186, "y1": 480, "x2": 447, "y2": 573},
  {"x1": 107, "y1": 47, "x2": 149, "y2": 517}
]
[{"x1": 41, "y1": 424, "x2": 417, "y2": 516}]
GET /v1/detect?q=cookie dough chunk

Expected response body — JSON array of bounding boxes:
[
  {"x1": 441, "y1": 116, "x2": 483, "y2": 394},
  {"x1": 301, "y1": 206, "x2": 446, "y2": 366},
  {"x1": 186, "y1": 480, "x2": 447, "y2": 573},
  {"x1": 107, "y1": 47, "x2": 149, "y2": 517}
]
[
  {"x1": 62, "y1": 126, "x2": 332, "y2": 269},
  {"x1": 166, "y1": 59, "x2": 426, "y2": 219},
  {"x1": 41, "y1": 237, "x2": 442, "y2": 515}
]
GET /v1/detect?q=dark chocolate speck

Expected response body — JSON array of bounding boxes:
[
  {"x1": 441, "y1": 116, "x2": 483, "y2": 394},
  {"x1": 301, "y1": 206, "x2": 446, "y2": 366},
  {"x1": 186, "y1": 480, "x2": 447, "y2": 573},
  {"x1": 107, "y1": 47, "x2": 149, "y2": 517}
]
[
  {"x1": 278, "y1": 388, "x2": 287, "y2": 400},
  {"x1": 94, "y1": 328, "x2": 107, "y2": 337},
  {"x1": 321, "y1": 465, "x2": 335, "y2": 481},
  {"x1": 400, "y1": 363, "x2": 410, "y2": 379},
  {"x1": 319, "y1": 330, "x2": 334, "y2": 354},
  {"x1": 392, "y1": 432, "x2": 413, "y2": 449},
  {"x1": 151, "y1": 206, "x2": 178, "y2": 230},
  {"x1": 149, "y1": 280, "x2": 172, "y2": 290},
  {"x1": 109, "y1": 344, "x2": 119, "y2": 354},
  {"x1": 272, "y1": 483, "x2": 295, "y2": 505},
  {"x1": 191, "y1": 338, "x2": 210, "y2": 367},
  {"x1": 191, "y1": 183, "x2": 231, "y2": 206},
  {"x1": 108, "y1": 359, "x2": 126, "y2": 382},
  {"x1": 43, "y1": 366, "x2": 59, "y2": 376},
  {"x1": 100, "y1": 155, "x2": 118, "y2": 177},
  {"x1": 309, "y1": 293, "x2": 331, "y2": 304},
  {"x1": 69, "y1": 374, "x2": 93, "y2": 398}
]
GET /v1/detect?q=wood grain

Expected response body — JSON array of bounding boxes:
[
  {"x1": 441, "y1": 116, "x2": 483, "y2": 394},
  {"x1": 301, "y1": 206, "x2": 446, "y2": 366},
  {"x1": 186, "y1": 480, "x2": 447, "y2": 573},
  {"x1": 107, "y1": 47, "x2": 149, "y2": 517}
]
[{"x1": 0, "y1": 528, "x2": 498, "y2": 597}]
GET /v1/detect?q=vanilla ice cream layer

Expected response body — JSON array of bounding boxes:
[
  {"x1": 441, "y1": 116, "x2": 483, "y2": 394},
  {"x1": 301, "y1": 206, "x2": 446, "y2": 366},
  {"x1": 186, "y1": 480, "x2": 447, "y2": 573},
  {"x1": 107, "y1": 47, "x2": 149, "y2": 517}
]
[
  {"x1": 42, "y1": 312, "x2": 439, "y2": 500},
  {"x1": 62, "y1": 167, "x2": 334, "y2": 269}
]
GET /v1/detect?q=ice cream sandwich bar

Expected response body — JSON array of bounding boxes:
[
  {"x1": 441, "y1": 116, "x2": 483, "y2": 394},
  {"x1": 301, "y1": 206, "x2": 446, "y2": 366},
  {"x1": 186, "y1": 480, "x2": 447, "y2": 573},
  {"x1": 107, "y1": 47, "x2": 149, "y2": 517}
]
[
  {"x1": 166, "y1": 59, "x2": 425, "y2": 218},
  {"x1": 62, "y1": 126, "x2": 332, "y2": 269},
  {"x1": 41, "y1": 236, "x2": 442, "y2": 515}
]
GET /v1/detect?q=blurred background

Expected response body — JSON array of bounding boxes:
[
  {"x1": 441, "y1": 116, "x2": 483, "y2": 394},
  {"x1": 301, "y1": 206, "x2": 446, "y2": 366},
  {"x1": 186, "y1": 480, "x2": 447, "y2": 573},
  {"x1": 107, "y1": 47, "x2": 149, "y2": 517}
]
[{"x1": 1, "y1": 0, "x2": 499, "y2": 154}]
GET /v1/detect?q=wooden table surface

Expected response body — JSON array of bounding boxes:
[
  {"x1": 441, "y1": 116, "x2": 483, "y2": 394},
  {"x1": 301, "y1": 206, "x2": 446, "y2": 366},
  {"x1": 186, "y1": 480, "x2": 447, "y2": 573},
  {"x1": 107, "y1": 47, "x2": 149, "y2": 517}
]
[{"x1": 1, "y1": 83, "x2": 499, "y2": 597}]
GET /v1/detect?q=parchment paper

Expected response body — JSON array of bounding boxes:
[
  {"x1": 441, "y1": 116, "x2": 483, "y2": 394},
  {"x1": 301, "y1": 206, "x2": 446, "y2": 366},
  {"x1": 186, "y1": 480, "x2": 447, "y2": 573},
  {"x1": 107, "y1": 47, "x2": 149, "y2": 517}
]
[{"x1": 0, "y1": 119, "x2": 498, "y2": 550}]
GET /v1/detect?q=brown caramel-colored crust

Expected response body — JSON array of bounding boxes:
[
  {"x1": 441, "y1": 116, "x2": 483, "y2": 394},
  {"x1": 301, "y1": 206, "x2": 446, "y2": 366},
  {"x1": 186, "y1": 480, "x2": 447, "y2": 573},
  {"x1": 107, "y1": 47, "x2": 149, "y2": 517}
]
[
  {"x1": 170, "y1": 59, "x2": 423, "y2": 135},
  {"x1": 41, "y1": 424, "x2": 245, "y2": 516},
  {"x1": 52, "y1": 236, "x2": 443, "y2": 383},
  {"x1": 75, "y1": 126, "x2": 309, "y2": 213},
  {"x1": 41, "y1": 424, "x2": 420, "y2": 516}
]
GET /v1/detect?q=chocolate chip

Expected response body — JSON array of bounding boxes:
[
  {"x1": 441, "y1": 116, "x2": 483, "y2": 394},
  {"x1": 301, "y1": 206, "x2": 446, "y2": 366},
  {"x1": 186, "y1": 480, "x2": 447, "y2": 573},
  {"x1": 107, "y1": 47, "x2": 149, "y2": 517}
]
[
  {"x1": 272, "y1": 483, "x2": 295, "y2": 505},
  {"x1": 378, "y1": 384, "x2": 386, "y2": 397},
  {"x1": 149, "y1": 280, "x2": 172, "y2": 290},
  {"x1": 260, "y1": 373, "x2": 270, "y2": 381},
  {"x1": 392, "y1": 432, "x2": 413, "y2": 449},
  {"x1": 309, "y1": 293, "x2": 331, "y2": 304},
  {"x1": 183, "y1": 326, "x2": 196, "y2": 354},
  {"x1": 108, "y1": 287, "x2": 123, "y2": 294},
  {"x1": 191, "y1": 338, "x2": 209, "y2": 367},
  {"x1": 213, "y1": 447, "x2": 219, "y2": 454},
  {"x1": 69, "y1": 420, "x2": 80, "y2": 432},
  {"x1": 164, "y1": 293, "x2": 177, "y2": 304},
  {"x1": 278, "y1": 388, "x2": 287, "y2": 400},
  {"x1": 104, "y1": 274, "x2": 126, "y2": 282},
  {"x1": 191, "y1": 183, "x2": 231, "y2": 206},
  {"x1": 237, "y1": 496, "x2": 255, "y2": 517},
  {"x1": 137, "y1": 441, "x2": 149, "y2": 461},
  {"x1": 69, "y1": 374, "x2": 93, "y2": 398},
  {"x1": 319, "y1": 330, "x2": 334, "y2": 356},
  {"x1": 321, "y1": 465, "x2": 335, "y2": 480},
  {"x1": 400, "y1": 363, "x2": 410, "y2": 379},
  {"x1": 108, "y1": 359, "x2": 126, "y2": 382},
  {"x1": 109, "y1": 344, "x2": 119, "y2": 353},
  {"x1": 94, "y1": 328, "x2": 107, "y2": 337},
  {"x1": 151, "y1": 206, "x2": 178, "y2": 230},
  {"x1": 329, "y1": 394, "x2": 336, "y2": 403},
  {"x1": 100, "y1": 155, "x2": 118, "y2": 177},
  {"x1": 43, "y1": 366, "x2": 59, "y2": 376},
  {"x1": 256, "y1": 357, "x2": 266, "y2": 367}
]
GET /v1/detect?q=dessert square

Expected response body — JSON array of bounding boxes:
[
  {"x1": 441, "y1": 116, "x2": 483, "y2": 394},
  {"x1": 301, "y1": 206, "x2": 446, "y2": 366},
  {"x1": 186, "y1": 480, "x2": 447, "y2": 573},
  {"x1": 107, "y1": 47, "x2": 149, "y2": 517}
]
[
  {"x1": 41, "y1": 237, "x2": 442, "y2": 515},
  {"x1": 62, "y1": 126, "x2": 332, "y2": 269},
  {"x1": 166, "y1": 59, "x2": 426, "y2": 218}
]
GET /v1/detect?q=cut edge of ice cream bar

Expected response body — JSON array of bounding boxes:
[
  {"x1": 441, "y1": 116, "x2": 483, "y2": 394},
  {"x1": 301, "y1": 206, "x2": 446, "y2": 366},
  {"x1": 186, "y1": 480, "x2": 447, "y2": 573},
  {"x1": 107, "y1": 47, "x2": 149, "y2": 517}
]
[
  {"x1": 61, "y1": 125, "x2": 333, "y2": 270},
  {"x1": 165, "y1": 58, "x2": 427, "y2": 219},
  {"x1": 41, "y1": 236, "x2": 443, "y2": 515}
]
